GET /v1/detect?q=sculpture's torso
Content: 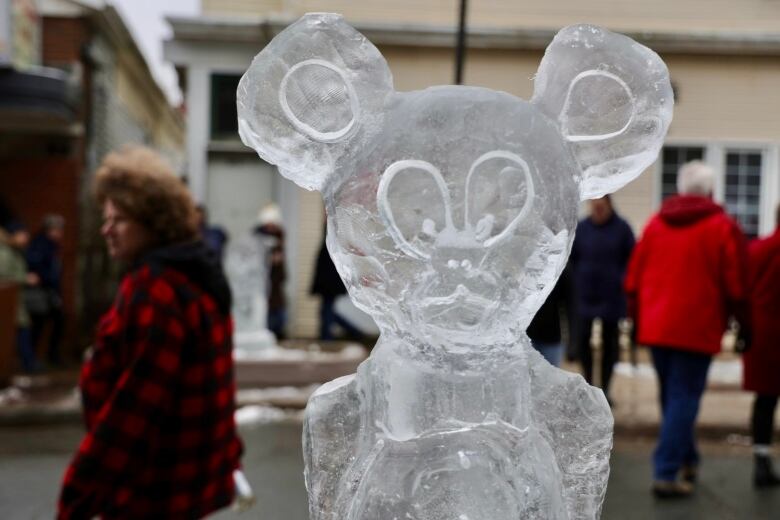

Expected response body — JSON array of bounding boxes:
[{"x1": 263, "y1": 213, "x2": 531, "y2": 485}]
[{"x1": 304, "y1": 334, "x2": 612, "y2": 520}]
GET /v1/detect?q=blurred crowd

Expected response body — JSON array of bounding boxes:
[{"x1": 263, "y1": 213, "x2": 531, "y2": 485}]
[
  {"x1": 529, "y1": 160, "x2": 780, "y2": 498},
  {"x1": 0, "y1": 170, "x2": 359, "y2": 382},
  {"x1": 0, "y1": 213, "x2": 66, "y2": 373}
]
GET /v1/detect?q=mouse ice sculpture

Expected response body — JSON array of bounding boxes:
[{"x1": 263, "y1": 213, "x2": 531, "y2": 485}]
[{"x1": 238, "y1": 13, "x2": 672, "y2": 520}]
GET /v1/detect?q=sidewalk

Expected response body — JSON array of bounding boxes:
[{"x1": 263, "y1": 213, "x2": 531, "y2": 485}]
[
  {"x1": 0, "y1": 350, "x2": 762, "y2": 439},
  {"x1": 0, "y1": 369, "x2": 81, "y2": 425}
]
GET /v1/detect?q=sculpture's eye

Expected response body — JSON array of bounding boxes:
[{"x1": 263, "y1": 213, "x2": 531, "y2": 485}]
[
  {"x1": 465, "y1": 151, "x2": 535, "y2": 248},
  {"x1": 378, "y1": 160, "x2": 453, "y2": 259},
  {"x1": 279, "y1": 59, "x2": 360, "y2": 142},
  {"x1": 559, "y1": 69, "x2": 635, "y2": 143}
]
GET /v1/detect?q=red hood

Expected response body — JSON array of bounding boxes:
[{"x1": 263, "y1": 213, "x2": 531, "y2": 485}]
[{"x1": 659, "y1": 195, "x2": 723, "y2": 226}]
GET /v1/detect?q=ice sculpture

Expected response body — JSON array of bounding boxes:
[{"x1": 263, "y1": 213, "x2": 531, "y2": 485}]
[
  {"x1": 238, "y1": 14, "x2": 672, "y2": 519},
  {"x1": 225, "y1": 233, "x2": 276, "y2": 351}
]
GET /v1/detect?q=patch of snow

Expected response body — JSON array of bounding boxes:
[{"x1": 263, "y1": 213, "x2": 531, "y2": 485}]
[{"x1": 235, "y1": 404, "x2": 302, "y2": 425}]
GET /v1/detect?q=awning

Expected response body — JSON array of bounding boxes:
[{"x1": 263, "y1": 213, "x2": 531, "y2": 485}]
[{"x1": 0, "y1": 66, "x2": 80, "y2": 135}]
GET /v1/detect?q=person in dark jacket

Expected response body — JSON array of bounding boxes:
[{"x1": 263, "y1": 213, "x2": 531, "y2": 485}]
[
  {"x1": 58, "y1": 146, "x2": 246, "y2": 519},
  {"x1": 570, "y1": 195, "x2": 635, "y2": 401},
  {"x1": 196, "y1": 205, "x2": 229, "y2": 261},
  {"x1": 26, "y1": 214, "x2": 65, "y2": 365},
  {"x1": 254, "y1": 204, "x2": 287, "y2": 339},
  {"x1": 742, "y1": 204, "x2": 780, "y2": 488},
  {"x1": 625, "y1": 161, "x2": 749, "y2": 498},
  {"x1": 527, "y1": 266, "x2": 572, "y2": 367},
  {"x1": 311, "y1": 223, "x2": 362, "y2": 341}
]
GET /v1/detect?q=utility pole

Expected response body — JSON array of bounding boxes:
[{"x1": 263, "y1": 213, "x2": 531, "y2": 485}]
[{"x1": 454, "y1": 0, "x2": 468, "y2": 85}]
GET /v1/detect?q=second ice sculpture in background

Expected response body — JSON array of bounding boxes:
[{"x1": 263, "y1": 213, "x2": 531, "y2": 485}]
[
  {"x1": 225, "y1": 233, "x2": 276, "y2": 352},
  {"x1": 238, "y1": 14, "x2": 673, "y2": 519}
]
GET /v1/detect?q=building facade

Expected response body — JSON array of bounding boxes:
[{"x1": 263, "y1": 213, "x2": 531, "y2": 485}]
[
  {"x1": 0, "y1": 0, "x2": 184, "y2": 358},
  {"x1": 167, "y1": 0, "x2": 780, "y2": 337}
]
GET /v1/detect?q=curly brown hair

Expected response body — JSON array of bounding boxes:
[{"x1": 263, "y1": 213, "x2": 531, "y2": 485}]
[{"x1": 94, "y1": 146, "x2": 198, "y2": 246}]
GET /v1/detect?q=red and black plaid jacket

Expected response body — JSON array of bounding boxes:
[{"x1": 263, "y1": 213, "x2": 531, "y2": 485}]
[{"x1": 58, "y1": 261, "x2": 242, "y2": 519}]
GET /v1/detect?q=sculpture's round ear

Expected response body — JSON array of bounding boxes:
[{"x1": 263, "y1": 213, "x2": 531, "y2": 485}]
[
  {"x1": 531, "y1": 25, "x2": 673, "y2": 200},
  {"x1": 237, "y1": 13, "x2": 394, "y2": 192}
]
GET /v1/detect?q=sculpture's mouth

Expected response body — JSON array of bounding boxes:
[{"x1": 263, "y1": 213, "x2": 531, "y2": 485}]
[{"x1": 418, "y1": 285, "x2": 497, "y2": 332}]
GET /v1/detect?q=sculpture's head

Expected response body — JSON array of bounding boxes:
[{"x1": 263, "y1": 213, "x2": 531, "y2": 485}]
[{"x1": 239, "y1": 14, "x2": 672, "y2": 351}]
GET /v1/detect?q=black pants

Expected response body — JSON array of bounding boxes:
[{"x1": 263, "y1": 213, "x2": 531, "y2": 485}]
[
  {"x1": 577, "y1": 317, "x2": 619, "y2": 399},
  {"x1": 30, "y1": 306, "x2": 64, "y2": 364},
  {"x1": 752, "y1": 394, "x2": 779, "y2": 446},
  {"x1": 319, "y1": 295, "x2": 362, "y2": 341}
]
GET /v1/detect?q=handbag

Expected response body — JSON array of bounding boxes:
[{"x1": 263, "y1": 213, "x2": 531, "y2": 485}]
[{"x1": 23, "y1": 286, "x2": 50, "y2": 315}]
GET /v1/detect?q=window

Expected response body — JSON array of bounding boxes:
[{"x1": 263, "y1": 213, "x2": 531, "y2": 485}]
[
  {"x1": 660, "y1": 146, "x2": 704, "y2": 200},
  {"x1": 210, "y1": 74, "x2": 241, "y2": 139},
  {"x1": 724, "y1": 150, "x2": 762, "y2": 238}
]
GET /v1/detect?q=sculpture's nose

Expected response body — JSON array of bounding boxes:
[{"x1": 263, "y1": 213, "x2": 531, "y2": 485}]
[
  {"x1": 432, "y1": 243, "x2": 483, "y2": 272},
  {"x1": 430, "y1": 244, "x2": 495, "y2": 288}
]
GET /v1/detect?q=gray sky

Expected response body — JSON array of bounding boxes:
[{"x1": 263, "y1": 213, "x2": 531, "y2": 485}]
[{"x1": 110, "y1": 0, "x2": 199, "y2": 106}]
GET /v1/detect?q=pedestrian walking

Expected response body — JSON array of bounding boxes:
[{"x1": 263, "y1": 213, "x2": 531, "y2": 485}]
[
  {"x1": 311, "y1": 223, "x2": 362, "y2": 341},
  {"x1": 570, "y1": 195, "x2": 635, "y2": 402},
  {"x1": 742, "y1": 204, "x2": 780, "y2": 488},
  {"x1": 25, "y1": 214, "x2": 65, "y2": 366},
  {"x1": 58, "y1": 146, "x2": 245, "y2": 519},
  {"x1": 254, "y1": 203, "x2": 287, "y2": 339},
  {"x1": 0, "y1": 223, "x2": 40, "y2": 372},
  {"x1": 625, "y1": 160, "x2": 749, "y2": 498}
]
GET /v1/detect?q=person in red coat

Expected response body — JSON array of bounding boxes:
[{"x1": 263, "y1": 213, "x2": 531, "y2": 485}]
[
  {"x1": 743, "y1": 205, "x2": 780, "y2": 488},
  {"x1": 625, "y1": 160, "x2": 749, "y2": 498},
  {"x1": 57, "y1": 147, "x2": 246, "y2": 519}
]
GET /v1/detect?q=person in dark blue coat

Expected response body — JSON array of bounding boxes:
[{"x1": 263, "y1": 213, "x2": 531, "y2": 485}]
[
  {"x1": 570, "y1": 195, "x2": 635, "y2": 403},
  {"x1": 196, "y1": 205, "x2": 229, "y2": 261},
  {"x1": 26, "y1": 214, "x2": 65, "y2": 366}
]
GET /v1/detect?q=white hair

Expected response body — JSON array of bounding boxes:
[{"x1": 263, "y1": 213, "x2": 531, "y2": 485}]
[
  {"x1": 677, "y1": 160, "x2": 714, "y2": 196},
  {"x1": 257, "y1": 203, "x2": 282, "y2": 226}
]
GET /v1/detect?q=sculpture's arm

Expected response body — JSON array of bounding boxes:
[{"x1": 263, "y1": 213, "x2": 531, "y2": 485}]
[
  {"x1": 303, "y1": 374, "x2": 361, "y2": 520},
  {"x1": 528, "y1": 351, "x2": 613, "y2": 520}
]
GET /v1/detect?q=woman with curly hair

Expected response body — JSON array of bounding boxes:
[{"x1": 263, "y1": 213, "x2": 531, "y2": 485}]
[{"x1": 58, "y1": 146, "x2": 247, "y2": 519}]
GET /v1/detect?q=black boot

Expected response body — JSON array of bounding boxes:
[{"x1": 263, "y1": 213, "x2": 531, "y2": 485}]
[
  {"x1": 681, "y1": 464, "x2": 698, "y2": 484},
  {"x1": 754, "y1": 454, "x2": 780, "y2": 488},
  {"x1": 652, "y1": 480, "x2": 693, "y2": 498}
]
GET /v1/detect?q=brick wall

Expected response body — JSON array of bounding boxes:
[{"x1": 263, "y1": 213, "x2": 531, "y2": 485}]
[
  {"x1": 42, "y1": 17, "x2": 90, "y2": 63},
  {"x1": 42, "y1": 17, "x2": 92, "y2": 127}
]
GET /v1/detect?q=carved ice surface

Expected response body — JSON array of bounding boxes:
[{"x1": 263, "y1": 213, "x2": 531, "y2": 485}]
[{"x1": 238, "y1": 13, "x2": 672, "y2": 520}]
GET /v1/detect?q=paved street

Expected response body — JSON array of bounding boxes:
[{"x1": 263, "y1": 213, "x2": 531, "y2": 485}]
[
  {"x1": 1, "y1": 421, "x2": 779, "y2": 519},
  {"x1": 605, "y1": 437, "x2": 780, "y2": 520}
]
